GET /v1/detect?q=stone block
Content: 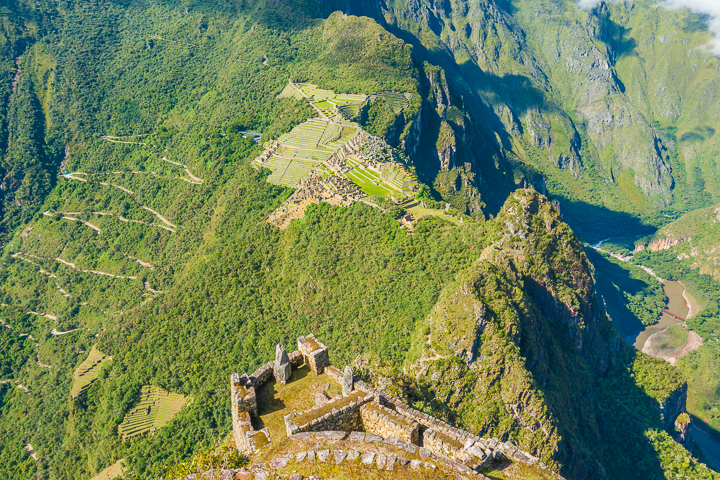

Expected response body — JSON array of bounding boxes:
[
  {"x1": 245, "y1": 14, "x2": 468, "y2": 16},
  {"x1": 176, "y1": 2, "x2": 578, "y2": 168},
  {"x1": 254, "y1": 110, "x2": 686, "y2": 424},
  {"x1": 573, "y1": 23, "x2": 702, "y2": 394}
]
[
  {"x1": 419, "y1": 447, "x2": 431, "y2": 459},
  {"x1": 290, "y1": 432, "x2": 312, "y2": 441},
  {"x1": 384, "y1": 437, "x2": 399, "y2": 447},
  {"x1": 365, "y1": 433, "x2": 383, "y2": 443},
  {"x1": 376, "y1": 454, "x2": 387, "y2": 469},
  {"x1": 361, "y1": 452, "x2": 376, "y2": 465},
  {"x1": 307, "y1": 451, "x2": 316, "y2": 463},
  {"x1": 386, "y1": 453, "x2": 397, "y2": 471},
  {"x1": 348, "y1": 431, "x2": 365, "y2": 442},
  {"x1": 289, "y1": 475, "x2": 303, "y2": 480},
  {"x1": 342, "y1": 366, "x2": 354, "y2": 396},
  {"x1": 334, "y1": 450, "x2": 348, "y2": 464},
  {"x1": 232, "y1": 471, "x2": 253, "y2": 480},
  {"x1": 296, "y1": 451, "x2": 307, "y2": 462},
  {"x1": 397, "y1": 457, "x2": 410, "y2": 467},
  {"x1": 397, "y1": 441, "x2": 418, "y2": 454},
  {"x1": 317, "y1": 449, "x2": 330, "y2": 462},
  {"x1": 268, "y1": 455, "x2": 292, "y2": 470},
  {"x1": 410, "y1": 460, "x2": 422, "y2": 471},
  {"x1": 348, "y1": 450, "x2": 360, "y2": 461},
  {"x1": 316, "y1": 431, "x2": 347, "y2": 441}
]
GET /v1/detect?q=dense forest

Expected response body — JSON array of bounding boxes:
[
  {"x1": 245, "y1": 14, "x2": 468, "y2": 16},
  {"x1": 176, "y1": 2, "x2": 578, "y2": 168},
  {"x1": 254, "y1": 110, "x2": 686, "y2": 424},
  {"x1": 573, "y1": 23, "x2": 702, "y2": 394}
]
[{"x1": 0, "y1": 0, "x2": 719, "y2": 479}]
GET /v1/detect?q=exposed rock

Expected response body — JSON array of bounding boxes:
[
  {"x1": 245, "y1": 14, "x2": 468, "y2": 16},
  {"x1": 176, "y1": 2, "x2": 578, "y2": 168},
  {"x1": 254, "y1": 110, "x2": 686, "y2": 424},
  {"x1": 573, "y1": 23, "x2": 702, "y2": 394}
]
[
  {"x1": 342, "y1": 366, "x2": 354, "y2": 396},
  {"x1": 361, "y1": 451, "x2": 376, "y2": 465},
  {"x1": 273, "y1": 343, "x2": 292, "y2": 385}
]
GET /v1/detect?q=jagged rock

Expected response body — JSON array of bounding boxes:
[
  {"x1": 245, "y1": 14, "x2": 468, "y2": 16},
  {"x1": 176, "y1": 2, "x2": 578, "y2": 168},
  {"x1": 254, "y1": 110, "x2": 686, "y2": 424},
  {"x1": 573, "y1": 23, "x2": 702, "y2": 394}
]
[
  {"x1": 348, "y1": 450, "x2": 360, "y2": 460},
  {"x1": 410, "y1": 460, "x2": 422, "y2": 470},
  {"x1": 273, "y1": 343, "x2": 292, "y2": 385},
  {"x1": 376, "y1": 454, "x2": 387, "y2": 469},
  {"x1": 361, "y1": 452, "x2": 376, "y2": 465},
  {"x1": 334, "y1": 450, "x2": 348, "y2": 464},
  {"x1": 386, "y1": 453, "x2": 397, "y2": 470},
  {"x1": 269, "y1": 455, "x2": 292, "y2": 469},
  {"x1": 296, "y1": 451, "x2": 307, "y2": 462},
  {"x1": 315, "y1": 391, "x2": 331, "y2": 407},
  {"x1": 397, "y1": 457, "x2": 410, "y2": 467},
  {"x1": 307, "y1": 450, "x2": 316, "y2": 463},
  {"x1": 418, "y1": 447, "x2": 431, "y2": 459},
  {"x1": 342, "y1": 365, "x2": 354, "y2": 396},
  {"x1": 317, "y1": 449, "x2": 330, "y2": 462}
]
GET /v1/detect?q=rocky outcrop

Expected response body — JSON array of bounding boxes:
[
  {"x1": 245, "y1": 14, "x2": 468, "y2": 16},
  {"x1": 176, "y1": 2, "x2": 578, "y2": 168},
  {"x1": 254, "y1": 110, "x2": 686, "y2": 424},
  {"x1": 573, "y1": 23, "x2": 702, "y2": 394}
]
[{"x1": 648, "y1": 236, "x2": 689, "y2": 252}]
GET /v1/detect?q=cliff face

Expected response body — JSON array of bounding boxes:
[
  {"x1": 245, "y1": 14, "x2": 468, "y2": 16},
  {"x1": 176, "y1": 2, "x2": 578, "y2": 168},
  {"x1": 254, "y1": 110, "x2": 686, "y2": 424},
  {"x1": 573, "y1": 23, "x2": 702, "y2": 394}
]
[
  {"x1": 403, "y1": 190, "x2": 687, "y2": 480},
  {"x1": 323, "y1": 0, "x2": 720, "y2": 226}
]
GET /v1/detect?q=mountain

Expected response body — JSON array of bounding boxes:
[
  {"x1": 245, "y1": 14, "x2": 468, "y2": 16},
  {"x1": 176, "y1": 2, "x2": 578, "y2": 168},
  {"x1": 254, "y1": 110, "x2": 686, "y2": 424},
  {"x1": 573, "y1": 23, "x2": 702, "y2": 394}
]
[{"x1": 0, "y1": 1, "x2": 718, "y2": 479}]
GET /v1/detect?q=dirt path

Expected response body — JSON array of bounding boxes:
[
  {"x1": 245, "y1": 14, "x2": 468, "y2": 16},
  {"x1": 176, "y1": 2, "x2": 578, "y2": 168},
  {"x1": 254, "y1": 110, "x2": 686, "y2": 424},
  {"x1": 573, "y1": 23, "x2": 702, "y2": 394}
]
[
  {"x1": 288, "y1": 81, "x2": 328, "y2": 120},
  {"x1": 36, "y1": 358, "x2": 51, "y2": 369},
  {"x1": 144, "y1": 281, "x2": 162, "y2": 294},
  {"x1": 49, "y1": 210, "x2": 175, "y2": 233},
  {"x1": 51, "y1": 327, "x2": 82, "y2": 335},
  {"x1": 101, "y1": 136, "x2": 148, "y2": 146},
  {"x1": 99, "y1": 182, "x2": 134, "y2": 195},
  {"x1": 161, "y1": 156, "x2": 204, "y2": 184},
  {"x1": 25, "y1": 444, "x2": 38, "y2": 460},
  {"x1": 27, "y1": 311, "x2": 58, "y2": 321},
  {"x1": 123, "y1": 254, "x2": 154, "y2": 270},
  {"x1": 44, "y1": 211, "x2": 102, "y2": 233},
  {"x1": 142, "y1": 206, "x2": 176, "y2": 228}
]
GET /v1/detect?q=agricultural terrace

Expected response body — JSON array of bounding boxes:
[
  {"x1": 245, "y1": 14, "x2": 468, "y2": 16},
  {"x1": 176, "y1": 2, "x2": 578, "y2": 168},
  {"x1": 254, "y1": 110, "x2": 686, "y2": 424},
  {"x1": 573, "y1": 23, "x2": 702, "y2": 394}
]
[
  {"x1": 373, "y1": 91, "x2": 411, "y2": 113},
  {"x1": 71, "y1": 346, "x2": 112, "y2": 398},
  {"x1": 90, "y1": 459, "x2": 125, "y2": 480},
  {"x1": 117, "y1": 386, "x2": 190, "y2": 439}
]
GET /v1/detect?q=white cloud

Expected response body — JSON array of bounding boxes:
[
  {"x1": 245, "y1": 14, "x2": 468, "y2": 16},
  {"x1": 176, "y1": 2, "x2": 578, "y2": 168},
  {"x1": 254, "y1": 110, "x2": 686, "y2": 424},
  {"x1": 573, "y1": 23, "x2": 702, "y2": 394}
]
[
  {"x1": 575, "y1": 0, "x2": 720, "y2": 54},
  {"x1": 576, "y1": 0, "x2": 603, "y2": 8},
  {"x1": 663, "y1": 0, "x2": 720, "y2": 54}
]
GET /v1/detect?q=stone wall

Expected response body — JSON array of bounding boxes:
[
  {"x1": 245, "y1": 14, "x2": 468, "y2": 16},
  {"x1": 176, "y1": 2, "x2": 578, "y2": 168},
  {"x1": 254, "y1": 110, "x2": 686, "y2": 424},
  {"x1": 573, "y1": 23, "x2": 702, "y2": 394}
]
[
  {"x1": 298, "y1": 334, "x2": 329, "y2": 375},
  {"x1": 360, "y1": 402, "x2": 419, "y2": 444},
  {"x1": 285, "y1": 392, "x2": 371, "y2": 436},
  {"x1": 231, "y1": 373, "x2": 259, "y2": 454},
  {"x1": 231, "y1": 334, "x2": 550, "y2": 475}
]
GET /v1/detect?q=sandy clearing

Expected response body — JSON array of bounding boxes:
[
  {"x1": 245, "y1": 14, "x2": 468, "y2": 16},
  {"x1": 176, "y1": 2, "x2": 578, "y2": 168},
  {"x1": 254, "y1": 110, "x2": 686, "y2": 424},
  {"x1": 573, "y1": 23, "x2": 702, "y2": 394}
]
[
  {"x1": 679, "y1": 281, "x2": 701, "y2": 319},
  {"x1": 25, "y1": 444, "x2": 38, "y2": 460}
]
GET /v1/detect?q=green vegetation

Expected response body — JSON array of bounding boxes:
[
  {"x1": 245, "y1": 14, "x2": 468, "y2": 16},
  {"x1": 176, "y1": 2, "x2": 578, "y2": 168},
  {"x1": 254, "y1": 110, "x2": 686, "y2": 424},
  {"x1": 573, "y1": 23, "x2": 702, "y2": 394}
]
[
  {"x1": 117, "y1": 386, "x2": 190, "y2": 440},
  {"x1": 651, "y1": 325, "x2": 689, "y2": 352},
  {"x1": 0, "y1": 1, "x2": 715, "y2": 479}
]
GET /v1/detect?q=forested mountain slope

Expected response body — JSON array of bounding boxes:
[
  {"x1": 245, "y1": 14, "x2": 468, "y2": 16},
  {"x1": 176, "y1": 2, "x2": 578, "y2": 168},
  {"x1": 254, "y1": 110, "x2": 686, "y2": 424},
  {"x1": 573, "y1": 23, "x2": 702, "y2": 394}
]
[
  {"x1": 327, "y1": 0, "x2": 720, "y2": 240},
  {"x1": 0, "y1": 1, "x2": 716, "y2": 480}
]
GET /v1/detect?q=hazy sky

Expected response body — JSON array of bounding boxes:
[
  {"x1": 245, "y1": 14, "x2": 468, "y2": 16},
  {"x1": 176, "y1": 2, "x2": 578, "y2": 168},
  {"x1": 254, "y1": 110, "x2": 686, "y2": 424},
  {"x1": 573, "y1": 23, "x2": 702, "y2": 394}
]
[{"x1": 577, "y1": 0, "x2": 720, "y2": 53}]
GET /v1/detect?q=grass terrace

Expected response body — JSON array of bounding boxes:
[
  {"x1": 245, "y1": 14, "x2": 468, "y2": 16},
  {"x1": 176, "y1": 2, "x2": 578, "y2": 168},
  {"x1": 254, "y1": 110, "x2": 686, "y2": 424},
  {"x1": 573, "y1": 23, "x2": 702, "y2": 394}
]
[
  {"x1": 265, "y1": 158, "x2": 318, "y2": 187},
  {"x1": 346, "y1": 167, "x2": 396, "y2": 198},
  {"x1": 71, "y1": 346, "x2": 112, "y2": 398},
  {"x1": 117, "y1": 386, "x2": 190, "y2": 439}
]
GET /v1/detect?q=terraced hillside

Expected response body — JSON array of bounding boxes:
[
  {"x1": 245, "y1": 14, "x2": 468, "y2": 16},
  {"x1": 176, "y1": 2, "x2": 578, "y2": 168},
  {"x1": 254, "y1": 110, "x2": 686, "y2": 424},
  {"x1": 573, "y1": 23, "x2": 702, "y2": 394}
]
[
  {"x1": 71, "y1": 347, "x2": 112, "y2": 398},
  {"x1": 117, "y1": 386, "x2": 190, "y2": 440}
]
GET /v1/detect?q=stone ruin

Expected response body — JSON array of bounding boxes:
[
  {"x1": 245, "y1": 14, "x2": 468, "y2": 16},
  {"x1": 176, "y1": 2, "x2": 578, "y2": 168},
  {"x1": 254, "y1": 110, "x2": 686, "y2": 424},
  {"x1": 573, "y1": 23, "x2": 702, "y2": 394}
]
[{"x1": 230, "y1": 334, "x2": 557, "y2": 479}]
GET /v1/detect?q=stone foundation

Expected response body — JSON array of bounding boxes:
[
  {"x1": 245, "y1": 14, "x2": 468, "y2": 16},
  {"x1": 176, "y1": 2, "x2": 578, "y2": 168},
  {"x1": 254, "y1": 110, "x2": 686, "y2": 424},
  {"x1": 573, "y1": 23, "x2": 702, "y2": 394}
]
[
  {"x1": 298, "y1": 334, "x2": 329, "y2": 375},
  {"x1": 230, "y1": 334, "x2": 549, "y2": 476}
]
